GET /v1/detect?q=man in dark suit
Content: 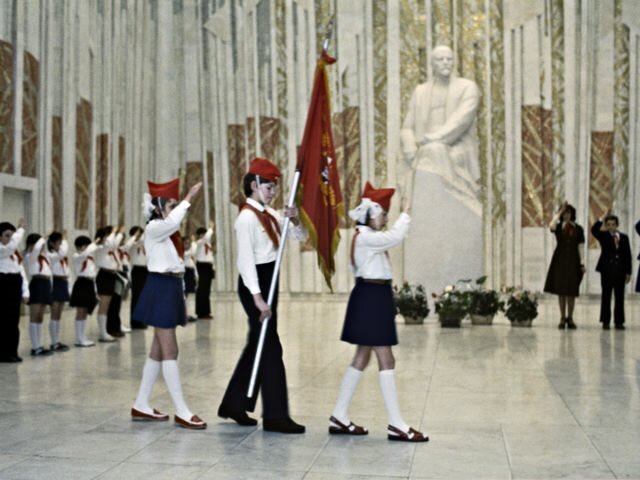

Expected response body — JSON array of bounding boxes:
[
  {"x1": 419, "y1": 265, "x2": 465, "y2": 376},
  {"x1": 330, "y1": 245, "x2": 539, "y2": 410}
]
[{"x1": 591, "y1": 213, "x2": 632, "y2": 330}]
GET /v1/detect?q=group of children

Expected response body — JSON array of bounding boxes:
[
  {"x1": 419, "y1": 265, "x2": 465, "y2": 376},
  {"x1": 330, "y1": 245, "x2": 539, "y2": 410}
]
[
  {"x1": 0, "y1": 218, "x2": 215, "y2": 361},
  {"x1": 1, "y1": 156, "x2": 428, "y2": 442}
]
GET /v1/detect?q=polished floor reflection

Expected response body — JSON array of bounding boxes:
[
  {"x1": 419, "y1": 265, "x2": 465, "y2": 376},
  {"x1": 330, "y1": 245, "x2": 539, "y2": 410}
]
[{"x1": 0, "y1": 295, "x2": 639, "y2": 479}]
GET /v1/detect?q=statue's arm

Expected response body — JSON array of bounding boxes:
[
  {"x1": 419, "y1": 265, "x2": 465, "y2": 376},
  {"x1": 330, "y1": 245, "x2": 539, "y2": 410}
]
[
  {"x1": 400, "y1": 89, "x2": 418, "y2": 158},
  {"x1": 426, "y1": 82, "x2": 480, "y2": 145}
]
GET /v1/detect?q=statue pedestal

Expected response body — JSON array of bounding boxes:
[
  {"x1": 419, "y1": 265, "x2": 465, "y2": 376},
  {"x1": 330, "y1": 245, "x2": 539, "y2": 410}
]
[{"x1": 404, "y1": 169, "x2": 483, "y2": 295}]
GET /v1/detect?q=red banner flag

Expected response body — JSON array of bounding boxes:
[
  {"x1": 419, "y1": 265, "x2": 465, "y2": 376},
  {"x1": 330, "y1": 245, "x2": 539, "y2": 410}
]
[{"x1": 296, "y1": 51, "x2": 344, "y2": 291}]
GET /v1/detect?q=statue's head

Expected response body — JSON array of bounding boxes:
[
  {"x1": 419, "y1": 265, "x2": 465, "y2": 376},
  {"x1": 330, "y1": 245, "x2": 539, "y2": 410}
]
[{"x1": 431, "y1": 45, "x2": 454, "y2": 78}]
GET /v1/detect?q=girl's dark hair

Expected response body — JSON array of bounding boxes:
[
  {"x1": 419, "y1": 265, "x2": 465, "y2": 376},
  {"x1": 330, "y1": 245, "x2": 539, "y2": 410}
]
[
  {"x1": 196, "y1": 227, "x2": 207, "y2": 236},
  {"x1": 0, "y1": 222, "x2": 16, "y2": 234},
  {"x1": 129, "y1": 226, "x2": 143, "y2": 236},
  {"x1": 26, "y1": 233, "x2": 41, "y2": 248},
  {"x1": 563, "y1": 204, "x2": 577, "y2": 222},
  {"x1": 148, "y1": 197, "x2": 169, "y2": 222},
  {"x1": 605, "y1": 214, "x2": 619, "y2": 226},
  {"x1": 243, "y1": 173, "x2": 257, "y2": 197},
  {"x1": 48, "y1": 231, "x2": 63, "y2": 250},
  {"x1": 74, "y1": 235, "x2": 92, "y2": 249},
  {"x1": 95, "y1": 226, "x2": 114, "y2": 242},
  {"x1": 355, "y1": 211, "x2": 371, "y2": 227}
]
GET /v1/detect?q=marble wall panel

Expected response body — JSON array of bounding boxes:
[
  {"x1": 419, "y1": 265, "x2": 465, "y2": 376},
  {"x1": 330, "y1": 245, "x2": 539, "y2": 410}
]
[
  {"x1": 588, "y1": 131, "x2": 614, "y2": 248},
  {"x1": 184, "y1": 161, "x2": 204, "y2": 236},
  {"x1": 21, "y1": 51, "x2": 39, "y2": 178},
  {"x1": 118, "y1": 136, "x2": 125, "y2": 226},
  {"x1": 75, "y1": 99, "x2": 92, "y2": 231},
  {"x1": 207, "y1": 150, "x2": 217, "y2": 252},
  {"x1": 95, "y1": 133, "x2": 109, "y2": 228},
  {"x1": 373, "y1": 0, "x2": 387, "y2": 182},
  {"x1": 246, "y1": 116, "x2": 256, "y2": 160},
  {"x1": 227, "y1": 124, "x2": 245, "y2": 206},
  {"x1": 521, "y1": 105, "x2": 554, "y2": 227},
  {"x1": 613, "y1": 9, "x2": 629, "y2": 209},
  {"x1": 0, "y1": 40, "x2": 13, "y2": 174},
  {"x1": 431, "y1": 0, "x2": 454, "y2": 48},
  {"x1": 399, "y1": 0, "x2": 427, "y2": 122},
  {"x1": 314, "y1": 0, "x2": 331, "y2": 56},
  {"x1": 550, "y1": 0, "x2": 565, "y2": 204},
  {"x1": 336, "y1": 106, "x2": 360, "y2": 228},
  {"x1": 260, "y1": 115, "x2": 283, "y2": 208},
  {"x1": 490, "y1": 0, "x2": 506, "y2": 227},
  {"x1": 51, "y1": 116, "x2": 63, "y2": 230}
]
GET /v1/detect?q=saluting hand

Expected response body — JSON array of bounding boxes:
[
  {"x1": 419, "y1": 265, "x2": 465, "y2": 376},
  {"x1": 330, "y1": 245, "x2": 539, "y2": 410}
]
[{"x1": 185, "y1": 182, "x2": 203, "y2": 203}]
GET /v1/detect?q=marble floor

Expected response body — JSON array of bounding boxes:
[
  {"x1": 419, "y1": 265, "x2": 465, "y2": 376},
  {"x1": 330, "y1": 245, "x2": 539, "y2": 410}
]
[{"x1": 0, "y1": 294, "x2": 639, "y2": 479}]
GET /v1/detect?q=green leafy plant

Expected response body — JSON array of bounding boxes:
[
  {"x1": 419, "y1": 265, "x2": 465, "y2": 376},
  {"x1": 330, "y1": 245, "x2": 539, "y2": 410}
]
[
  {"x1": 432, "y1": 285, "x2": 469, "y2": 319},
  {"x1": 503, "y1": 287, "x2": 538, "y2": 322},
  {"x1": 468, "y1": 276, "x2": 504, "y2": 316},
  {"x1": 394, "y1": 282, "x2": 430, "y2": 319}
]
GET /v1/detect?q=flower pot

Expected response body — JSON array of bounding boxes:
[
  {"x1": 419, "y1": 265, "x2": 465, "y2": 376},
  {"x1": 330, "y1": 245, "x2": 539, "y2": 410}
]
[
  {"x1": 439, "y1": 314, "x2": 462, "y2": 328},
  {"x1": 470, "y1": 314, "x2": 494, "y2": 325},
  {"x1": 403, "y1": 315, "x2": 425, "y2": 325},
  {"x1": 511, "y1": 318, "x2": 533, "y2": 327}
]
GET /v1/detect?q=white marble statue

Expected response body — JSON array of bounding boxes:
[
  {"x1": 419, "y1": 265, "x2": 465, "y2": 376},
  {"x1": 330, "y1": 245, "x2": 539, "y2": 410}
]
[{"x1": 399, "y1": 45, "x2": 483, "y2": 294}]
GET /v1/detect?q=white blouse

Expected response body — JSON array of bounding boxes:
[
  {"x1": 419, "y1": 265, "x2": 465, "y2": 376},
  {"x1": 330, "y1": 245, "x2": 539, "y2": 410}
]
[
  {"x1": 72, "y1": 243, "x2": 98, "y2": 279},
  {"x1": 48, "y1": 239, "x2": 70, "y2": 277},
  {"x1": 144, "y1": 200, "x2": 190, "y2": 274},
  {"x1": 235, "y1": 197, "x2": 307, "y2": 295},
  {"x1": 95, "y1": 232, "x2": 124, "y2": 270},
  {"x1": 0, "y1": 227, "x2": 25, "y2": 275},
  {"x1": 25, "y1": 237, "x2": 52, "y2": 278},
  {"x1": 125, "y1": 235, "x2": 147, "y2": 267},
  {"x1": 351, "y1": 213, "x2": 411, "y2": 280},
  {"x1": 195, "y1": 227, "x2": 214, "y2": 263}
]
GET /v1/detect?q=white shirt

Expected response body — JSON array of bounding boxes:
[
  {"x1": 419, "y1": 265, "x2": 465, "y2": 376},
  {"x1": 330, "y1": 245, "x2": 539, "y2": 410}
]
[
  {"x1": 125, "y1": 235, "x2": 147, "y2": 267},
  {"x1": 0, "y1": 228, "x2": 29, "y2": 298},
  {"x1": 72, "y1": 243, "x2": 98, "y2": 279},
  {"x1": 184, "y1": 243, "x2": 197, "y2": 269},
  {"x1": 144, "y1": 200, "x2": 190, "y2": 274},
  {"x1": 0, "y1": 227, "x2": 25, "y2": 274},
  {"x1": 195, "y1": 228, "x2": 214, "y2": 263},
  {"x1": 25, "y1": 237, "x2": 52, "y2": 278},
  {"x1": 48, "y1": 239, "x2": 70, "y2": 277},
  {"x1": 351, "y1": 213, "x2": 411, "y2": 280},
  {"x1": 236, "y1": 197, "x2": 307, "y2": 295},
  {"x1": 95, "y1": 232, "x2": 124, "y2": 270}
]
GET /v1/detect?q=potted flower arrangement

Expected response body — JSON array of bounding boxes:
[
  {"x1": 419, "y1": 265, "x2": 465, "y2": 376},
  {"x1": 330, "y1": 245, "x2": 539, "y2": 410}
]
[
  {"x1": 394, "y1": 282, "x2": 430, "y2": 324},
  {"x1": 468, "y1": 276, "x2": 504, "y2": 325},
  {"x1": 504, "y1": 287, "x2": 538, "y2": 327},
  {"x1": 432, "y1": 285, "x2": 469, "y2": 328}
]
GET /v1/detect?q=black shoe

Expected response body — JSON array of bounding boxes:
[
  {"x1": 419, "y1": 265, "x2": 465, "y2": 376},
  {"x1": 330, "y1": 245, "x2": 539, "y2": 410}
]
[
  {"x1": 51, "y1": 342, "x2": 70, "y2": 352},
  {"x1": 263, "y1": 417, "x2": 306, "y2": 434},
  {"x1": 130, "y1": 322, "x2": 148, "y2": 330},
  {"x1": 31, "y1": 347, "x2": 53, "y2": 356},
  {"x1": 188, "y1": 316, "x2": 197, "y2": 323},
  {"x1": 615, "y1": 324, "x2": 625, "y2": 330},
  {"x1": 0, "y1": 356, "x2": 22, "y2": 363},
  {"x1": 217, "y1": 404, "x2": 257, "y2": 426},
  {"x1": 558, "y1": 317, "x2": 566, "y2": 329},
  {"x1": 566, "y1": 318, "x2": 577, "y2": 330},
  {"x1": 602, "y1": 324, "x2": 610, "y2": 330}
]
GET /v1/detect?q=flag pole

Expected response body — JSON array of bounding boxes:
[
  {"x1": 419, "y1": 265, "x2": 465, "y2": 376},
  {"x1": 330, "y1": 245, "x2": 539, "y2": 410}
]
[{"x1": 247, "y1": 16, "x2": 336, "y2": 399}]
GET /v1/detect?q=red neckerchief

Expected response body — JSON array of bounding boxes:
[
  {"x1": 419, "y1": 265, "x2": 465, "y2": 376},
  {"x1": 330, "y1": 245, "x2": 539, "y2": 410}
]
[
  {"x1": 241, "y1": 203, "x2": 281, "y2": 249},
  {"x1": 563, "y1": 222, "x2": 575, "y2": 236},
  {"x1": 37, "y1": 255, "x2": 50, "y2": 272},
  {"x1": 204, "y1": 243, "x2": 211, "y2": 255},
  {"x1": 170, "y1": 232, "x2": 184, "y2": 258},
  {"x1": 11, "y1": 250, "x2": 23, "y2": 265},
  {"x1": 107, "y1": 251, "x2": 121, "y2": 268},
  {"x1": 81, "y1": 256, "x2": 95, "y2": 272}
]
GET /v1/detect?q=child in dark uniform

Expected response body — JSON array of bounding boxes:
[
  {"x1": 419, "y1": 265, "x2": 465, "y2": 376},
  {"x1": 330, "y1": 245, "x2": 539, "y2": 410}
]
[
  {"x1": 70, "y1": 235, "x2": 99, "y2": 347},
  {"x1": 329, "y1": 182, "x2": 428, "y2": 442}
]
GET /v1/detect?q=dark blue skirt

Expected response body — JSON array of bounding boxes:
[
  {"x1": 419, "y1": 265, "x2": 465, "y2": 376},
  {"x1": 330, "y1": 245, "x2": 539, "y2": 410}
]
[
  {"x1": 96, "y1": 269, "x2": 117, "y2": 296},
  {"x1": 70, "y1": 277, "x2": 98, "y2": 313},
  {"x1": 29, "y1": 277, "x2": 52, "y2": 305},
  {"x1": 132, "y1": 273, "x2": 186, "y2": 329},
  {"x1": 340, "y1": 280, "x2": 398, "y2": 346},
  {"x1": 52, "y1": 277, "x2": 70, "y2": 303},
  {"x1": 184, "y1": 267, "x2": 196, "y2": 294}
]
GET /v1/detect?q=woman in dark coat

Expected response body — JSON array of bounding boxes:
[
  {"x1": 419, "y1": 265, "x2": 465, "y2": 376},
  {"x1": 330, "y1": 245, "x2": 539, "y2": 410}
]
[{"x1": 544, "y1": 202, "x2": 585, "y2": 329}]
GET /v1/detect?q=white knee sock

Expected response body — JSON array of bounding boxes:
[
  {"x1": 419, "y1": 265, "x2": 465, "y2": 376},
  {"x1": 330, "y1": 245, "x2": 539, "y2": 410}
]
[
  {"x1": 29, "y1": 323, "x2": 41, "y2": 349},
  {"x1": 49, "y1": 319, "x2": 60, "y2": 345},
  {"x1": 97, "y1": 314, "x2": 108, "y2": 337},
  {"x1": 378, "y1": 369, "x2": 409, "y2": 432},
  {"x1": 133, "y1": 358, "x2": 161, "y2": 414},
  {"x1": 75, "y1": 319, "x2": 90, "y2": 343},
  {"x1": 162, "y1": 360, "x2": 193, "y2": 420},
  {"x1": 331, "y1": 366, "x2": 363, "y2": 425}
]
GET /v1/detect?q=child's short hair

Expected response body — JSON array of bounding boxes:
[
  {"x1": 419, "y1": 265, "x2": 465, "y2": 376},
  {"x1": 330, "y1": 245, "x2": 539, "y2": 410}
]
[
  {"x1": 26, "y1": 233, "x2": 41, "y2": 248},
  {"x1": 48, "y1": 231, "x2": 63, "y2": 250},
  {"x1": 74, "y1": 235, "x2": 92, "y2": 249},
  {"x1": 129, "y1": 226, "x2": 143, "y2": 236},
  {"x1": 604, "y1": 214, "x2": 619, "y2": 226},
  {"x1": 95, "y1": 226, "x2": 113, "y2": 240},
  {"x1": 0, "y1": 222, "x2": 16, "y2": 234},
  {"x1": 196, "y1": 227, "x2": 207, "y2": 236},
  {"x1": 243, "y1": 173, "x2": 257, "y2": 197}
]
